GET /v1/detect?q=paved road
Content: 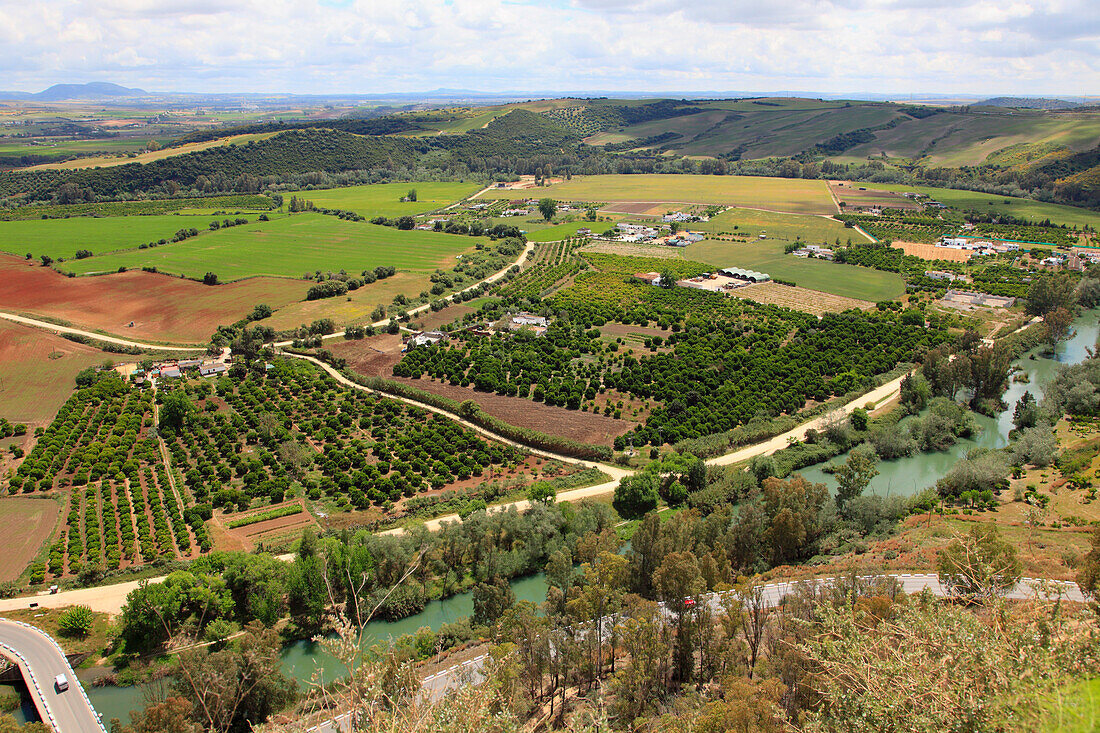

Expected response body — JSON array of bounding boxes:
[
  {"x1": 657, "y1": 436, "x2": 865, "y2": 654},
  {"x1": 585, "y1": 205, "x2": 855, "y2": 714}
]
[
  {"x1": 0, "y1": 619, "x2": 106, "y2": 732},
  {"x1": 0, "y1": 311, "x2": 200, "y2": 352},
  {"x1": 273, "y1": 241, "x2": 535, "y2": 348}
]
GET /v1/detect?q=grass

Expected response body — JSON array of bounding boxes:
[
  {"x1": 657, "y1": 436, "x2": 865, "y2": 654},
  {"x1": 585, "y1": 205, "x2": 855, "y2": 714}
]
[
  {"x1": 697, "y1": 207, "x2": 856, "y2": 244},
  {"x1": 0, "y1": 214, "x2": 230, "y2": 260},
  {"x1": 61, "y1": 213, "x2": 480, "y2": 281},
  {"x1": 523, "y1": 220, "x2": 601, "y2": 242},
  {"x1": 1040, "y1": 677, "x2": 1100, "y2": 732},
  {"x1": 851, "y1": 183, "x2": 1100, "y2": 230},
  {"x1": 477, "y1": 174, "x2": 838, "y2": 216},
  {"x1": 686, "y1": 238, "x2": 905, "y2": 301},
  {"x1": 299, "y1": 181, "x2": 481, "y2": 217}
]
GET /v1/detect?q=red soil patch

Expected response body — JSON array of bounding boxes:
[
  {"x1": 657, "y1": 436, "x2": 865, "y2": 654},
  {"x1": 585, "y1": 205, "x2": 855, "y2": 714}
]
[
  {"x1": 0, "y1": 497, "x2": 58, "y2": 582},
  {"x1": 215, "y1": 500, "x2": 319, "y2": 551},
  {"x1": 599, "y1": 202, "x2": 662, "y2": 215},
  {"x1": 0, "y1": 255, "x2": 309, "y2": 343},
  {"x1": 329, "y1": 336, "x2": 637, "y2": 446}
]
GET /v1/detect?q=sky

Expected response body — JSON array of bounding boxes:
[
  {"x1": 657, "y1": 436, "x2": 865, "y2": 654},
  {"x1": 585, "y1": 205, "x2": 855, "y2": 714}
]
[{"x1": 0, "y1": 0, "x2": 1097, "y2": 96}]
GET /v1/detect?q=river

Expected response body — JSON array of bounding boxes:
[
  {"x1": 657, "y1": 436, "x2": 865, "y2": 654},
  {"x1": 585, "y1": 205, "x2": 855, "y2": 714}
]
[
  {"x1": 799, "y1": 311, "x2": 1099, "y2": 497},
  {"x1": 75, "y1": 573, "x2": 550, "y2": 726}
]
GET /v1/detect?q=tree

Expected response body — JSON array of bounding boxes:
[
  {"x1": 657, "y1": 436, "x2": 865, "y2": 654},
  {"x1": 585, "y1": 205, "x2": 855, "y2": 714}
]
[
  {"x1": 40, "y1": 254, "x2": 52, "y2": 267},
  {"x1": 57, "y1": 604, "x2": 94, "y2": 638},
  {"x1": 1025, "y1": 273, "x2": 1077, "y2": 316},
  {"x1": 848, "y1": 406, "x2": 869, "y2": 432},
  {"x1": 613, "y1": 473, "x2": 659, "y2": 519},
  {"x1": 203, "y1": 272, "x2": 219, "y2": 286},
  {"x1": 653, "y1": 551, "x2": 704, "y2": 682},
  {"x1": 159, "y1": 391, "x2": 195, "y2": 431},
  {"x1": 658, "y1": 268, "x2": 677, "y2": 288},
  {"x1": 122, "y1": 696, "x2": 199, "y2": 733},
  {"x1": 527, "y1": 481, "x2": 556, "y2": 504},
  {"x1": 537, "y1": 198, "x2": 557, "y2": 222},
  {"x1": 472, "y1": 576, "x2": 515, "y2": 627},
  {"x1": 1044, "y1": 306, "x2": 1074, "y2": 350},
  {"x1": 1012, "y1": 391, "x2": 1039, "y2": 430},
  {"x1": 405, "y1": 188, "x2": 417, "y2": 202},
  {"x1": 833, "y1": 444, "x2": 879, "y2": 510},
  {"x1": 936, "y1": 524, "x2": 1022, "y2": 600},
  {"x1": 172, "y1": 621, "x2": 296, "y2": 733}
]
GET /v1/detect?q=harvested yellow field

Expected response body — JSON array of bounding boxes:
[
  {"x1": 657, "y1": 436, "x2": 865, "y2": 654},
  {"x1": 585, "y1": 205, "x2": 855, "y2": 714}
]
[
  {"x1": 892, "y1": 241, "x2": 972, "y2": 262},
  {"x1": 732, "y1": 282, "x2": 874, "y2": 315}
]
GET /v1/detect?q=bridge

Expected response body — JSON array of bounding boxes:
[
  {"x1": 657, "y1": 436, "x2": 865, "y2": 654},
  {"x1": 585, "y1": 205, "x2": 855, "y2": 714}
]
[{"x1": 0, "y1": 619, "x2": 106, "y2": 732}]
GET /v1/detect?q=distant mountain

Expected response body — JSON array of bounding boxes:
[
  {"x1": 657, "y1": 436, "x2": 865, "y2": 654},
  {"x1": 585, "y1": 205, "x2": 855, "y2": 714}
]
[
  {"x1": 974, "y1": 97, "x2": 1080, "y2": 110},
  {"x1": 33, "y1": 82, "x2": 147, "y2": 101},
  {"x1": 0, "y1": 82, "x2": 148, "y2": 101}
]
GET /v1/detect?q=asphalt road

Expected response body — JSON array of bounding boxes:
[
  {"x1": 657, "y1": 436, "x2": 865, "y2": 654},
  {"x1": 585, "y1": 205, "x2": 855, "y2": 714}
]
[{"x1": 0, "y1": 618, "x2": 106, "y2": 732}]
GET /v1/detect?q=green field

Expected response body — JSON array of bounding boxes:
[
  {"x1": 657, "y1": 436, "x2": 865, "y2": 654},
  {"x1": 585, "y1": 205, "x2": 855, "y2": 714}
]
[
  {"x1": 685, "y1": 238, "x2": 905, "y2": 302},
  {"x1": 697, "y1": 208, "x2": 859, "y2": 244},
  {"x1": 62, "y1": 213, "x2": 480, "y2": 281},
  {"x1": 522, "y1": 220, "x2": 603, "y2": 242},
  {"x1": 859, "y1": 183, "x2": 1100, "y2": 229},
  {"x1": 300, "y1": 181, "x2": 480, "y2": 217},
  {"x1": 479, "y1": 174, "x2": 837, "y2": 215},
  {"x1": 0, "y1": 214, "x2": 229, "y2": 260}
]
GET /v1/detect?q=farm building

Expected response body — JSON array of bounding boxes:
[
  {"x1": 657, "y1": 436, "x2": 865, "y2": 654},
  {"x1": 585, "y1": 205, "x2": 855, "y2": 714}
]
[
  {"x1": 719, "y1": 267, "x2": 771, "y2": 283},
  {"x1": 940, "y1": 290, "x2": 1016, "y2": 309},
  {"x1": 634, "y1": 272, "x2": 662, "y2": 285},
  {"x1": 159, "y1": 366, "x2": 182, "y2": 379},
  {"x1": 924, "y1": 270, "x2": 962, "y2": 281},
  {"x1": 403, "y1": 331, "x2": 448, "y2": 351},
  {"x1": 200, "y1": 363, "x2": 229, "y2": 377}
]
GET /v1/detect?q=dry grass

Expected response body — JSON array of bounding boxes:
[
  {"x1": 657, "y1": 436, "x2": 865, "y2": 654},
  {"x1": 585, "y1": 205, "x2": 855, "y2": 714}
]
[
  {"x1": 731, "y1": 282, "x2": 875, "y2": 315},
  {"x1": 0, "y1": 496, "x2": 59, "y2": 582},
  {"x1": 892, "y1": 241, "x2": 973, "y2": 262}
]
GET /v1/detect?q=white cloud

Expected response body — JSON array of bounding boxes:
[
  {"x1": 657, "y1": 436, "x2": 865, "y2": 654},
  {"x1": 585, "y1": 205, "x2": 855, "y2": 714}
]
[{"x1": 0, "y1": 0, "x2": 1094, "y2": 94}]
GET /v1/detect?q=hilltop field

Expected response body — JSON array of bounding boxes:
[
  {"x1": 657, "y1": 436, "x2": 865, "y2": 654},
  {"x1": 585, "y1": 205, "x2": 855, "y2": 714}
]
[{"x1": 478, "y1": 173, "x2": 838, "y2": 216}]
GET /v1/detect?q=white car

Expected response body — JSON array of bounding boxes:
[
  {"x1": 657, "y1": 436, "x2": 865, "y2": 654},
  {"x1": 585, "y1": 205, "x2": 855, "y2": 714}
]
[{"x1": 54, "y1": 674, "x2": 69, "y2": 692}]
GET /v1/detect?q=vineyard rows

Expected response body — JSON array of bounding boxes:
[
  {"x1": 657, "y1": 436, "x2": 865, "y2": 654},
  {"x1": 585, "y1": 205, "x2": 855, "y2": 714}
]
[{"x1": 498, "y1": 239, "x2": 587, "y2": 299}]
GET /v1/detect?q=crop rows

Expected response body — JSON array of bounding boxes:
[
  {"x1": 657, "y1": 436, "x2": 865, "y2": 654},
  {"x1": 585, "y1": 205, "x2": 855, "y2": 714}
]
[
  {"x1": 225, "y1": 504, "x2": 304, "y2": 529},
  {"x1": 498, "y1": 240, "x2": 586, "y2": 298},
  {"x1": 7, "y1": 377, "x2": 199, "y2": 578},
  {"x1": 164, "y1": 359, "x2": 524, "y2": 513}
]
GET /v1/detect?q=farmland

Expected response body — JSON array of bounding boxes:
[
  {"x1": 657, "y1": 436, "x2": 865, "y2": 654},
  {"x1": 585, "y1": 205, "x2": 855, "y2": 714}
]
[
  {"x1": 477, "y1": 174, "x2": 838, "y2": 215},
  {"x1": 849, "y1": 183, "x2": 1100, "y2": 229},
  {"x1": 26, "y1": 132, "x2": 278, "y2": 170},
  {"x1": 5, "y1": 357, "x2": 554, "y2": 579},
  {"x1": 838, "y1": 109, "x2": 1100, "y2": 167},
  {"x1": 686, "y1": 238, "x2": 906, "y2": 302},
  {"x1": 61, "y1": 213, "x2": 481, "y2": 281},
  {"x1": 0, "y1": 213, "x2": 231, "y2": 260},
  {"x1": 0, "y1": 194, "x2": 276, "y2": 221},
  {"x1": 329, "y1": 333, "x2": 636, "y2": 445},
  {"x1": 0, "y1": 497, "x2": 58, "y2": 582},
  {"x1": 393, "y1": 252, "x2": 946, "y2": 447},
  {"x1": 731, "y1": 282, "x2": 874, "y2": 315},
  {"x1": 300, "y1": 181, "x2": 480, "y2": 216},
  {"x1": 0, "y1": 254, "x2": 307, "y2": 343},
  {"x1": 0, "y1": 318, "x2": 123, "y2": 424}
]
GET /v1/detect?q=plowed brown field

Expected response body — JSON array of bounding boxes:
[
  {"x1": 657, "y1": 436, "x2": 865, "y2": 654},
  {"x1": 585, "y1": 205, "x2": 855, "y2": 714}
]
[
  {"x1": 0, "y1": 255, "x2": 308, "y2": 343},
  {"x1": 330, "y1": 336, "x2": 636, "y2": 445}
]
